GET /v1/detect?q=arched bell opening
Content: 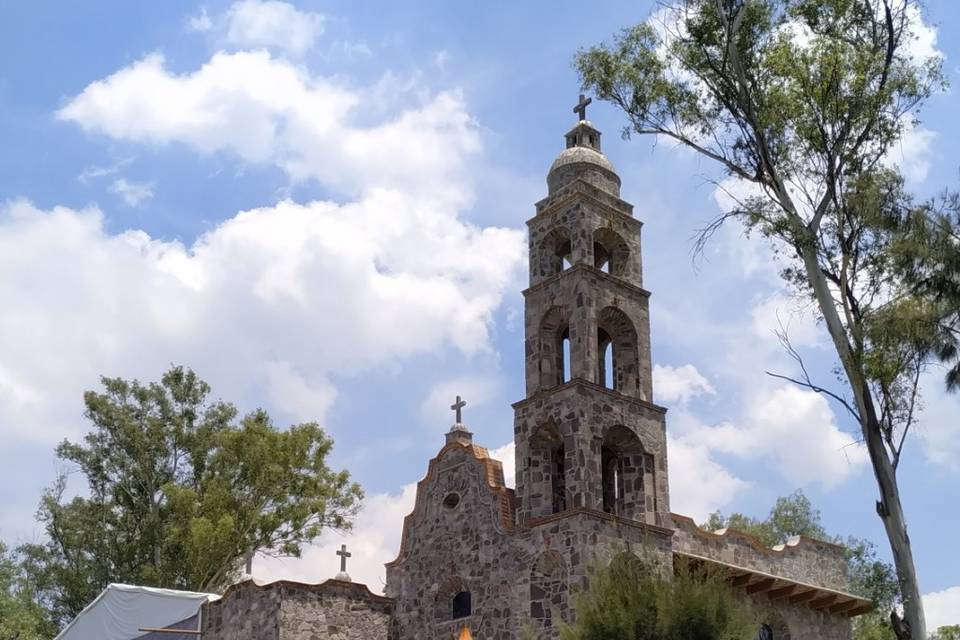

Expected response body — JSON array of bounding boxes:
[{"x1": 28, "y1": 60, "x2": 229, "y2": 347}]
[
  {"x1": 539, "y1": 307, "x2": 571, "y2": 389},
  {"x1": 596, "y1": 306, "x2": 640, "y2": 397},
  {"x1": 600, "y1": 425, "x2": 647, "y2": 519},
  {"x1": 529, "y1": 422, "x2": 567, "y2": 515},
  {"x1": 538, "y1": 227, "x2": 573, "y2": 278},
  {"x1": 593, "y1": 227, "x2": 630, "y2": 277}
]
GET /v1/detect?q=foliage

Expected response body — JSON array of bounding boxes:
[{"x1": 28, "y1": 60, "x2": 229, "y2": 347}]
[
  {"x1": 577, "y1": 2, "x2": 959, "y2": 637},
  {"x1": 560, "y1": 557, "x2": 754, "y2": 640},
  {"x1": 704, "y1": 490, "x2": 900, "y2": 640},
  {"x1": 19, "y1": 366, "x2": 363, "y2": 629},
  {"x1": 931, "y1": 626, "x2": 960, "y2": 640},
  {"x1": 0, "y1": 542, "x2": 53, "y2": 640}
]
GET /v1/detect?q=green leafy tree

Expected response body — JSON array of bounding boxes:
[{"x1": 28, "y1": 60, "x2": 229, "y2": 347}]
[
  {"x1": 932, "y1": 626, "x2": 960, "y2": 640},
  {"x1": 0, "y1": 542, "x2": 53, "y2": 640},
  {"x1": 19, "y1": 366, "x2": 363, "y2": 629},
  {"x1": 577, "y1": 2, "x2": 960, "y2": 636},
  {"x1": 705, "y1": 491, "x2": 900, "y2": 640},
  {"x1": 561, "y1": 557, "x2": 753, "y2": 640}
]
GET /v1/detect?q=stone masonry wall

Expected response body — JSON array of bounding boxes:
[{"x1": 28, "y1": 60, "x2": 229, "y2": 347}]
[
  {"x1": 201, "y1": 580, "x2": 394, "y2": 640},
  {"x1": 670, "y1": 514, "x2": 850, "y2": 591}
]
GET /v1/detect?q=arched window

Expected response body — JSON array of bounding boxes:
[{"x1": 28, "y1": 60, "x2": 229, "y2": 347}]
[
  {"x1": 530, "y1": 423, "x2": 566, "y2": 515},
  {"x1": 593, "y1": 228, "x2": 630, "y2": 277},
  {"x1": 530, "y1": 551, "x2": 568, "y2": 630},
  {"x1": 435, "y1": 576, "x2": 471, "y2": 621},
  {"x1": 601, "y1": 426, "x2": 646, "y2": 518},
  {"x1": 756, "y1": 614, "x2": 790, "y2": 640},
  {"x1": 539, "y1": 307, "x2": 571, "y2": 389},
  {"x1": 596, "y1": 307, "x2": 640, "y2": 397},
  {"x1": 538, "y1": 227, "x2": 573, "y2": 278}
]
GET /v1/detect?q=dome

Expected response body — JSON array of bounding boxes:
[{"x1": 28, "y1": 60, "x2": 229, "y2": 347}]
[
  {"x1": 548, "y1": 145, "x2": 617, "y2": 175},
  {"x1": 546, "y1": 145, "x2": 621, "y2": 196}
]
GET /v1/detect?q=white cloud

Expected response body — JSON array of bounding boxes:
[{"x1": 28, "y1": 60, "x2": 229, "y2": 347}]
[
  {"x1": 689, "y1": 386, "x2": 867, "y2": 489},
  {"x1": 916, "y1": 372, "x2": 960, "y2": 470},
  {"x1": 0, "y1": 196, "x2": 523, "y2": 445},
  {"x1": 750, "y1": 292, "x2": 822, "y2": 349},
  {"x1": 885, "y1": 121, "x2": 937, "y2": 184},
  {"x1": 653, "y1": 363, "x2": 715, "y2": 405},
  {"x1": 667, "y1": 435, "x2": 749, "y2": 521},
  {"x1": 255, "y1": 481, "x2": 417, "y2": 591},
  {"x1": 419, "y1": 375, "x2": 500, "y2": 430},
  {"x1": 488, "y1": 441, "x2": 515, "y2": 489},
  {"x1": 924, "y1": 585, "x2": 960, "y2": 632},
  {"x1": 188, "y1": 7, "x2": 213, "y2": 32},
  {"x1": 109, "y1": 178, "x2": 155, "y2": 207},
  {"x1": 57, "y1": 51, "x2": 479, "y2": 203},
  {"x1": 225, "y1": 0, "x2": 324, "y2": 55}
]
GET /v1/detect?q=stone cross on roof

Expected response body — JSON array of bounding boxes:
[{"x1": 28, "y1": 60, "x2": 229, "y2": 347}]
[
  {"x1": 450, "y1": 395, "x2": 466, "y2": 424},
  {"x1": 335, "y1": 544, "x2": 352, "y2": 582},
  {"x1": 573, "y1": 94, "x2": 592, "y2": 121}
]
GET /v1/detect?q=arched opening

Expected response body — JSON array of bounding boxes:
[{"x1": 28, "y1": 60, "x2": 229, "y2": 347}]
[
  {"x1": 601, "y1": 426, "x2": 646, "y2": 519},
  {"x1": 756, "y1": 614, "x2": 790, "y2": 640},
  {"x1": 538, "y1": 227, "x2": 573, "y2": 278},
  {"x1": 530, "y1": 423, "x2": 566, "y2": 515},
  {"x1": 539, "y1": 307, "x2": 571, "y2": 389},
  {"x1": 530, "y1": 550, "x2": 568, "y2": 630},
  {"x1": 593, "y1": 228, "x2": 630, "y2": 277},
  {"x1": 596, "y1": 307, "x2": 640, "y2": 397},
  {"x1": 435, "y1": 576, "x2": 471, "y2": 621}
]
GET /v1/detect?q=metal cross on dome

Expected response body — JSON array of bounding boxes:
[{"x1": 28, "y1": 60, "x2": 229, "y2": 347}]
[
  {"x1": 336, "y1": 544, "x2": 351, "y2": 573},
  {"x1": 450, "y1": 395, "x2": 466, "y2": 424},
  {"x1": 573, "y1": 94, "x2": 592, "y2": 121}
]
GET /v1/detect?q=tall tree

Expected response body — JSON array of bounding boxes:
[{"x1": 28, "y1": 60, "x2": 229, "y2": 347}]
[
  {"x1": 19, "y1": 366, "x2": 363, "y2": 629},
  {"x1": 577, "y1": 2, "x2": 959, "y2": 637},
  {"x1": 0, "y1": 542, "x2": 53, "y2": 640}
]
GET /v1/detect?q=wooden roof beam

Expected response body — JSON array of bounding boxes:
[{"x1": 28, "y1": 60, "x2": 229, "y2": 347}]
[
  {"x1": 730, "y1": 573, "x2": 753, "y2": 588},
  {"x1": 788, "y1": 589, "x2": 818, "y2": 605},
  {"x1": 767, "y1": 585, "x2": 797, "y2": 601},
  {"x1": 745, "y1": 577, "x2": 777, "y2": 595},
  {"x1": 810, "y1": 594, "x2": 839, "y2": 610},
  {"x1": 830, "y1": 599, "x2": 860, "y2": 615}
]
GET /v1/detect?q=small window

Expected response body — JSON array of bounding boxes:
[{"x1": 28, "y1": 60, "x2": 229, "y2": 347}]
[
  {"x1": 443, "y1": 493, "x2": 461, "y2": 510},
  {"x1": 452, "y1": 591, "x2": 472, "y2": 619}
]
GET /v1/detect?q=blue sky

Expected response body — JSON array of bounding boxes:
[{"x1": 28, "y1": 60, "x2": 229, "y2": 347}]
[{"x1": 1, "y1": 0, "x2": 958, "y2": 628}]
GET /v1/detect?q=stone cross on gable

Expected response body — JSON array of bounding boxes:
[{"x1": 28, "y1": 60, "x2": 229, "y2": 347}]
[
  {"x1": 573, "y1": 94, "x2": 592, "y2": 121},
  {"x1": 336, "y1": 544, "x2": 351, "y2": 573},
  {"x1": 450, "y1": 395, "x2": 466, "y2": 424}
]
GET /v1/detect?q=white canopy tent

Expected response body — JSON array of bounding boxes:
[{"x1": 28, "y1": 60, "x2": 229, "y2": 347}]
[{"x1": 54, "y1": 583, "x2": 219, "y2": 640}]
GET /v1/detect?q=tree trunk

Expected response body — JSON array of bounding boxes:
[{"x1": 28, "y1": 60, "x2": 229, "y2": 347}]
[
  {"x1": 797, "y1": 245, "x2": 926, "y2": 639},
  {"x1": 861, "y1": 403, "x2": 927, "y2": 640}
]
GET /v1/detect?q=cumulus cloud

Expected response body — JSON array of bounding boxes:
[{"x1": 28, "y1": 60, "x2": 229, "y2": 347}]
[
  {"x1": 924, "y1": 585, "x2": 960, "y2": 632},
  {"x1": 653, "y1": 363, "x2": 715, "y2": 405},
  {"x1": 57, "y1": 51, "x2": 478, "y2": 202},
  {"x1": 255, "y1": 481, "x2": 417, "y2": 591},
  {"x1": 419, "y1": 375, "x2": 501, "y2": 430},
  {"x1": 109, "y1": 178, "x2": 155, "y2": 207},
  {"x1": 750, "y1": 292, "x2": 822, "y2": 350},
  {"x1": 667, "y1": 435, "x2": 749, "y2": 521},
  {"x1": 0, "y1": 196, "x2": 523, "y2": 444},
  {"x1": 915, "y1": 372, "x2": 960, "y2": 470},
  {"x1": 690, "y1": 386, "x2": 867, "y2": 489},
  {"x1": 189, "y1": 1, "x2": 324, "y2": 55},
  {"x1": 488, "y1": 441, "x2": 515, "y2": 489}
]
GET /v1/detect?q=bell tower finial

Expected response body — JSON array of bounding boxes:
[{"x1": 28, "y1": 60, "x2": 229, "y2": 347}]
[{"x1": 573, "y1": 94, "x2": 592, "y2": 121}]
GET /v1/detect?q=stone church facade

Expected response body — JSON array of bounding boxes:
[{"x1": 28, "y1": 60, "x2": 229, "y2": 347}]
[{"x1": 201, "y1": 105, "x2": 872, "y2": 640}]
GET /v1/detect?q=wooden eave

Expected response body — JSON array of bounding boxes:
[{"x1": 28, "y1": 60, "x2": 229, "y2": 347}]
[{"x1": 674, "y1": 551, "x2": 873, "y2": 618}]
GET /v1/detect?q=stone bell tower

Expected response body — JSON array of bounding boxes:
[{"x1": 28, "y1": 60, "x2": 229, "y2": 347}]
[{"x1": 513, "y1": 95, "x2": 670, "y2": 527}]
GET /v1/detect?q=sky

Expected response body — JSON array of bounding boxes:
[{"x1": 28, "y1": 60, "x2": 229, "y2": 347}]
[{"x1": 0, "y1": 0, "x2": 958, "y2": 630}]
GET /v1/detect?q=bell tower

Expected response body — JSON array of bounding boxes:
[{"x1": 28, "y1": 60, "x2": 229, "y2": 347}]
[{"x1": 513, "y1": 98, "x2": 670, "y2": 526}]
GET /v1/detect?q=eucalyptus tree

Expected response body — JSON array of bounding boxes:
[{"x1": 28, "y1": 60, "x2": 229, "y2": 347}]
[{"x1": 577, "y1": 1, "x2": 958, "y2": 637}]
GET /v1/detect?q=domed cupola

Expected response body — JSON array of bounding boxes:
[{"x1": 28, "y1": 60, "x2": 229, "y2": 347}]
[{"x1": 546, "y1": 95, "x2": 621, "y2": 197}]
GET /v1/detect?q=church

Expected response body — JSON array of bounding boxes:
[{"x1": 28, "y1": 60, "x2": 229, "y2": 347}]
[{"x1": 60, "y1": 99, "x2": 874, "y2": 640}]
